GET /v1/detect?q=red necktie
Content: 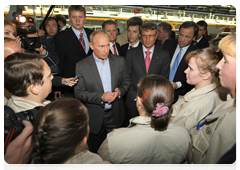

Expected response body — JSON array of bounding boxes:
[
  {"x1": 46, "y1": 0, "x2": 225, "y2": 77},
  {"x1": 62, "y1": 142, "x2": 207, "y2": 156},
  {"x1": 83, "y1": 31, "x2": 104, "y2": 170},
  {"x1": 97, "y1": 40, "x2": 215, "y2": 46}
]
[
  {"x1": 79, "y1": 33, "x2": 86, "y2": 51},
  {"x1": 113, "y1": 44, "x2": 117, "y2": 55},
  {"x1": 130, "y1": 46, "x2": 133, "y2": 49},
  {"x1": 145, "y1": 51, "x2": 151, "y2": 74}
]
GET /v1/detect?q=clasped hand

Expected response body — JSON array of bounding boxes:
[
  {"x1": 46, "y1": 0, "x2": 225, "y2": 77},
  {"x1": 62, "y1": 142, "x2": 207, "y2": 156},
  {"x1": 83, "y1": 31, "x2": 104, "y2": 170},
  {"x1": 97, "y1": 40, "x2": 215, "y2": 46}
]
[{"x1": 102, "y1": 88, "x2": 120, "y2": 104}]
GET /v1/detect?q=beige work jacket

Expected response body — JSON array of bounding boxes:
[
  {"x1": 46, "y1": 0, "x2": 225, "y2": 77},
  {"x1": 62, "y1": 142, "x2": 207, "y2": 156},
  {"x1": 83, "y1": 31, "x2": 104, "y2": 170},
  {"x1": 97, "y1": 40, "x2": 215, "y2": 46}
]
[
  {"x1": 171, "y1": 83, "x2": 219, "y2": 132},
  {"x1": 98, "y1": 116, "x2": 190, "y2": 164},
  {"x1": 64, "y1": 150, "x2": 110, "y2": 164},
  {"x1": 6, "y1": 95, "x2": 50, "y2": 113},
  {"x1": 188, "y1": 97, "x2": 236, "y2": 164}
]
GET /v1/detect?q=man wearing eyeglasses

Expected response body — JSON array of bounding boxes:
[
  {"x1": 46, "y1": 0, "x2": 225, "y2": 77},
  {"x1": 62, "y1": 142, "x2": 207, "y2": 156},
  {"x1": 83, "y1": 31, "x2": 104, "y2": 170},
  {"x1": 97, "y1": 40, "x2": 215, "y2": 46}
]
[
  {"x1": 162, "y1": 21, "x2": 199, "y2": 103},
  {"x1": 125, "y1": 22, "x2": 170, "y2": 125}
]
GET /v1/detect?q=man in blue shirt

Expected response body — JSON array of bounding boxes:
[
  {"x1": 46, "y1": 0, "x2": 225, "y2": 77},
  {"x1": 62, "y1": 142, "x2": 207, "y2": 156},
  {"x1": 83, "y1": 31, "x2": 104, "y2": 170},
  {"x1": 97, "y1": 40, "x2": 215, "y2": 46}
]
[{"x1": 74, "y1": 30, "x2": 131, "y2": 153}]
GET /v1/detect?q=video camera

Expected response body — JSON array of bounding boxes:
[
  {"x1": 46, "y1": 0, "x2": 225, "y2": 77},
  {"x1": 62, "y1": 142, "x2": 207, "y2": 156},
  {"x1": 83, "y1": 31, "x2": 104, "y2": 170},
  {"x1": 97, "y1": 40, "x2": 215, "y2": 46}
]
[
  {"x1": 13, "y1": 15, "x2": 41, "y2": 50},
  {"x1": 4, "y1": 105, "x2": 42, "y2": 152}
]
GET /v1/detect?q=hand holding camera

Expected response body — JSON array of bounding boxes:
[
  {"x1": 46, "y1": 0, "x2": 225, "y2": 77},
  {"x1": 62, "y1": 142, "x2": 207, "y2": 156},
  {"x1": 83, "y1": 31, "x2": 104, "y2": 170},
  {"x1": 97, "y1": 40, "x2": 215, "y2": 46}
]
[{"x1": 4, "y1": 120, "x2": 33, "y2": 164}]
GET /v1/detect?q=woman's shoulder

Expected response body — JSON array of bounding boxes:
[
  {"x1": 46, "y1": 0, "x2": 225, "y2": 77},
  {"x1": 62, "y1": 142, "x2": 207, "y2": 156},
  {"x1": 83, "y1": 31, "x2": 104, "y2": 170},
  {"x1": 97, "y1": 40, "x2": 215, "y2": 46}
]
[{"x1": 64, "y1": 150, "x2": 110, "y2": 164}]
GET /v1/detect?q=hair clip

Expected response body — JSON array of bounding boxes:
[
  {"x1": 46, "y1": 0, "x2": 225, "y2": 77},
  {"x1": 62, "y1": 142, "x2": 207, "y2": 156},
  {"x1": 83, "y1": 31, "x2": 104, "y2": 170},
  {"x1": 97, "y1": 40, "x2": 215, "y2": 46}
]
[
  {"x1": 38, "y1": 166, "x2": 47, "y2": 170},
  {"x1": 142, "y1": 91, "x2": 150, "y2": 102},
  {"x1": 152, "y1": 103, "x2": 169, "y2": 118}
]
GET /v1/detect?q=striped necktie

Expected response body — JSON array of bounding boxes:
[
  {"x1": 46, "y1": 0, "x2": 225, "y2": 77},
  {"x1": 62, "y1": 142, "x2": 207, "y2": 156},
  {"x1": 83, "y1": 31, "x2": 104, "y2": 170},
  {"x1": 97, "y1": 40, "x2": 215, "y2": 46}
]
[{"x1": 79, "y1": 33, "x2": 86, "y2": 51}]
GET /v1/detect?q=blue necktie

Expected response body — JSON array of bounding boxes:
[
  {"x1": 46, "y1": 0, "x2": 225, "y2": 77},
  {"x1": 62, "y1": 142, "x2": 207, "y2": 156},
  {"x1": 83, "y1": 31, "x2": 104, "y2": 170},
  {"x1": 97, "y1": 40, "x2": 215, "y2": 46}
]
[{"x1": 169, "y1": 47, "x2": 182, "y2": 82}]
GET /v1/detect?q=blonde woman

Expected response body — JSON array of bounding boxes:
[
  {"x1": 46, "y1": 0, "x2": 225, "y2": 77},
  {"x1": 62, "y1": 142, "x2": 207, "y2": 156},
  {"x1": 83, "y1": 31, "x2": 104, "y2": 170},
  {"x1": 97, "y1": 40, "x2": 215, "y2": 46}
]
[
  {"x1": 170, "y1": 48, "x2": 221, "y2": 132},
  {"x1": 189, "y1": 34, "x2": 236, "y2": 164}
]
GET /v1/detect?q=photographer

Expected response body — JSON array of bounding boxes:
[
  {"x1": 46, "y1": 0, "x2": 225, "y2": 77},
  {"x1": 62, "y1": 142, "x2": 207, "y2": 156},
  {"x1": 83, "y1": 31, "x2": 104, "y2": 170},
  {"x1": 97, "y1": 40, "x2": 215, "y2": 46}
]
[{"x1": 14, "y1": 15, "x2": 59, "y2": 67}]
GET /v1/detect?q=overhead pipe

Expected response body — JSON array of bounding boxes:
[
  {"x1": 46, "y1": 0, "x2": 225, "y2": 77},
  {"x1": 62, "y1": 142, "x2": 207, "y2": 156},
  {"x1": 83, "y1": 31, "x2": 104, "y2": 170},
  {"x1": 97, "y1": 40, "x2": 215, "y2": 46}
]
[{"x1": 114, "y1": 5, "x2": 236, "y2": 17}]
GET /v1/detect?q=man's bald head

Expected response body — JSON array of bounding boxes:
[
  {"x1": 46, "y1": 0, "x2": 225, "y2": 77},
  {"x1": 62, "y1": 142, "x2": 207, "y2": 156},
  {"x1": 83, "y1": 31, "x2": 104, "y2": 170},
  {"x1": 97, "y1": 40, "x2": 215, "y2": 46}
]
[
  {"x1": 90, "y1": 30, "x2": 109, "y2": 44},
  {"x1": 4, "y1": 37, "x2": 22, "y2": 59}
]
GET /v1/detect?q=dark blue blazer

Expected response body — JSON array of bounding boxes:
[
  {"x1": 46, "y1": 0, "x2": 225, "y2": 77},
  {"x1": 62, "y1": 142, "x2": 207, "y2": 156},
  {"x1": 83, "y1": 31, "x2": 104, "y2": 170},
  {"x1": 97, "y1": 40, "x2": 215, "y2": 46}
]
[
  {"x1": 162, "y1": 39, "x2": 198, "y2": 103},
  {"x1": 196, "y1": 36, "x2": 209, "y2": 49},
  {"x1": 120, "y1": 42, "x2": 142, "y2": 58}
]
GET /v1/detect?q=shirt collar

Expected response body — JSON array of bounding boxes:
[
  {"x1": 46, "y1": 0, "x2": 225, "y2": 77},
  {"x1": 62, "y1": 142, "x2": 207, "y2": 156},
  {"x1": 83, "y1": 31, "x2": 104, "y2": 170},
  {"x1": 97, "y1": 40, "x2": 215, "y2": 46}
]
[
  {"x1": 142, "y1": 44, "x2": 154, "y2": 54},
  {"x1": 196, "y1": 36, "x2": 203, "y2": 43},
  {"x1": 128, "y1": 116, "x2": 151, "y2": 127},
  {"x1": 184, "y1": 83, "x2": 218, "y2": 102},
  {"x1": 129, "y1": 40, "x2": 140, "y2": 48},
  {"x1": 61, "y1": 25, "x2": 67, "y2": 31},
  {"x1": 93, "y1": 52, "x2": 109, "y2": 64},
  {"x1": 205, "y1": 97, "x2": 235, "y2": 122},
  {"x1": 177, "y1": 44, "x2": 190, "y2": 51},
  {"x1": 71, "y1": 26, "x2": 86, "y2": 37},
  {"x1": 110, "y1": 42, "x2": 116, "y2": 48}
]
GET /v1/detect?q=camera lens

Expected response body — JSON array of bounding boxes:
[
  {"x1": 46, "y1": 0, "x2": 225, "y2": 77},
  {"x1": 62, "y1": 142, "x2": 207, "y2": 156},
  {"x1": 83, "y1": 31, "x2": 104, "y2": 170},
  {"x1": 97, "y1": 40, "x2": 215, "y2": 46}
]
[{"x1": 28, "y1": 38, "x2": 37, "y2": 47}]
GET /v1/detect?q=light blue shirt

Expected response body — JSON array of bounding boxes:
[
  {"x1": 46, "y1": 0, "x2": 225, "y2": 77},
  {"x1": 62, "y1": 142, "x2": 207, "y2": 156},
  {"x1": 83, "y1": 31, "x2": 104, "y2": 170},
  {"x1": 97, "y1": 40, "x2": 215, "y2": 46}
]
[
  {"x1": 71, "y1": 26, "x2": 90, "y2": 54},
  {"x1": 170, "y1": 44, "x2": 190, "y2": 89},
  {"x1": 93, "y1": 53, "x2": 112, "y2": 109}
]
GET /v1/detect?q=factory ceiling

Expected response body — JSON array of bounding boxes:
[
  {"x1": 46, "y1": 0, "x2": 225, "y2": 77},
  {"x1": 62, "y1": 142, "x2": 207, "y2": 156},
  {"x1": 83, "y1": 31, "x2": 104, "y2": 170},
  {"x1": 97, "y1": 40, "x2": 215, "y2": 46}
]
[{"x1": 4, "y1": 5, "x2": 236, "y2": 26}]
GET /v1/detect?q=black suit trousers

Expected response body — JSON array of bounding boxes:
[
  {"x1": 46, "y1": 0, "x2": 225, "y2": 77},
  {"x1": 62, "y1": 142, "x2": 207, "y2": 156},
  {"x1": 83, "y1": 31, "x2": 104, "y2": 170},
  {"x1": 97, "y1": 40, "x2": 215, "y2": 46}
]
[{"x1": 89, "y1": 110, "x2": 117, "y2": 153}]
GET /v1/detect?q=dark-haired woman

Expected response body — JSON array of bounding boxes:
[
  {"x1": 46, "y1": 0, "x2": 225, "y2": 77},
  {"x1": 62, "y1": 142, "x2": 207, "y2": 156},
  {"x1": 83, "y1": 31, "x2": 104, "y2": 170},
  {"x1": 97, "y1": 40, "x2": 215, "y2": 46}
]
[
  {"x1": 98, "y1": 75, "x2": 190, "y2": 164},
  {"x1": 31, "y1": 98, "x2": 109, "y2": 164}
]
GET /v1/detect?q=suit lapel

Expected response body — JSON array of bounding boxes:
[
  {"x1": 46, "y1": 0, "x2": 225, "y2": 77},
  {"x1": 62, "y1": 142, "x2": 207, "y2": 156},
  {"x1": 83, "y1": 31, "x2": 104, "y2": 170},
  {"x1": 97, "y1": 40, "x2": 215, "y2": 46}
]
[
  {"x1": 89, "y1": 55, "x2": 104, "y2": 90},
  {"x1": 68, "y1": 28, "x2": 86, "y2": 53},
  {"x1": 148, "y1": 47, "x2": 159, "y2": 74},
  {"x1": 109, "y1": 55, "x2": 116, "y2": 89},
  {"x1": 136, "y1": 45, "x2": 146, "y2": 73},
  {"x1": 169, "y1": 40, "x2": 178, "y2": 60}
]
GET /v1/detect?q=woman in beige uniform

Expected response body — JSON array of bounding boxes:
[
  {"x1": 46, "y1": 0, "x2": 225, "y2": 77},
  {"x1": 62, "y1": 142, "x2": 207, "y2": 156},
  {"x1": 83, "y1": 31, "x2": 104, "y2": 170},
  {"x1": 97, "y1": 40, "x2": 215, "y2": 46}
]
[
  {"x1": 98, "y1": 75, "x2": 190, "y2": 164},
  {"x1": 188, "y1": 34, "x2": 236, "y2": 164},
  {"x1": 170, "y1": 48, "x2": 221, "y2": 132}
]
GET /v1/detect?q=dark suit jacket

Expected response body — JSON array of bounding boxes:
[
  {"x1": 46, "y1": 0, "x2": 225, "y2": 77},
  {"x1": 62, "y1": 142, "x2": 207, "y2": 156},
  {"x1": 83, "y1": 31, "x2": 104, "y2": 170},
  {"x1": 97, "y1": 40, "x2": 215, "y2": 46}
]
[
  {"x1": 120, "y1": 42, "x2": 142, "y2": 58},
  {"x1": 74, "y1": 54, "x2": 131, "y2": 134},
  {"x1": 196, "y1": 36, "x2": 209, "y2": 49},
  {"x1": 109, "y1": 42, "x2": 122, "y2": 56},
  {"x1": 162, "y1": 39, "x2": 198, "y2": 102},
  {"x1": 55, "y1": 27, "x2": 93, "y2": 95},
  {"x1": 40, "y1": 35, "x2": 59, "y2": 66},
  {"x1": 125, "y1": 45, "x2": 170, "y2": 102}
]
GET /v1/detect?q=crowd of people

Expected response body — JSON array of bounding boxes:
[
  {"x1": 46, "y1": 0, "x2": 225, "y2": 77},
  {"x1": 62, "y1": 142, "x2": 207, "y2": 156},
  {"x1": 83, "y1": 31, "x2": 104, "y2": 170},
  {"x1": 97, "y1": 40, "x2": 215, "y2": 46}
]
[{"x1": 4, "y1": 5, "x2": 236, "y2": 165}]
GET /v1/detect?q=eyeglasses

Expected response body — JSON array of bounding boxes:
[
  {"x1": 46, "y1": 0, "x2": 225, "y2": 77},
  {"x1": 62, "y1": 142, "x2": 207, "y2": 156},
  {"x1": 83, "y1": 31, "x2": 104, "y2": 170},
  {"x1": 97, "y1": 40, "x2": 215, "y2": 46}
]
[{"x1": 142, "y1": 34, "x2": 157, "y2": 39}]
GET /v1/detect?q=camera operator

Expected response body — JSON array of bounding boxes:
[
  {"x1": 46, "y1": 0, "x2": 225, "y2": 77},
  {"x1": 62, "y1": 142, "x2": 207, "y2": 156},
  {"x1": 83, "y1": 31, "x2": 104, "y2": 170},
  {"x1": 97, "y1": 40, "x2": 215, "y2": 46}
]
[
  {"x1": 14, "y1": 15, "x2": 59, "y2": 68},
  {"x1": 39, "y1": 17, "x2": 60, "y2": 68}
]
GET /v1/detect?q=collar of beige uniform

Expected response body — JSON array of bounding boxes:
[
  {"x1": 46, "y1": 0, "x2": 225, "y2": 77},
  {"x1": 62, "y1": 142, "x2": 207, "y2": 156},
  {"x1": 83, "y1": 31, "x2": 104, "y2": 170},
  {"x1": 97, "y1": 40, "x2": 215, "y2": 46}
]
[
  {"x1": 11, "y1": 95, "x2": 50, "y2": 109},
  {"x1": 128, "y1": 116, "x2": 151, "y2": 127},
  {"x1": 205, "y1": 97, "x2": 235, "y2": 122},
  {"x1": 184, "y1": 83, "x2": 219, "y2": 102}
]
